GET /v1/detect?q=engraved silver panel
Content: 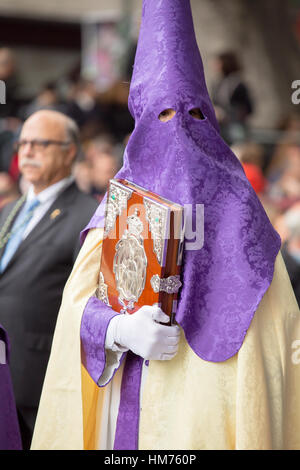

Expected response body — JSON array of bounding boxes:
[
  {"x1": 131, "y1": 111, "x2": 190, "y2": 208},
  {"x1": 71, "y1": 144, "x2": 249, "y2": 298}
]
[
  {"x1": 104, "y1": 180, "x2": 133, "y2": 238},
  {"x1": 144, "y1": 198, "x2": 168, "y2": 266},
  {"x1": 113, "y1": 209, "x2": 147, "y2": 313},
  {"x1": 96, "y1": 272, "x2": 112, "y2": 306},
  {"x1": 150, "y1": 274, "x2": 182, "y2": 294}
]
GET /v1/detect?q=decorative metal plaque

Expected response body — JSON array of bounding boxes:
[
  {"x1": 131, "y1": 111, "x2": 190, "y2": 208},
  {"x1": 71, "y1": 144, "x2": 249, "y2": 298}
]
[
  {"x1": 144, "y1": 198, "x2": 168, "y2": 266},
  {"x1": 150, "y1": 274, "x2": 182, "y2": 294},
  {"x1": 104, "y1": 181, "x2": 133, "y2": 237},
  {"x1": 96, "y1": 272, "x2": 111, "y2": 306},
  {"x1": 113, "y1": 209, "x2": 147, "y2": 313}
]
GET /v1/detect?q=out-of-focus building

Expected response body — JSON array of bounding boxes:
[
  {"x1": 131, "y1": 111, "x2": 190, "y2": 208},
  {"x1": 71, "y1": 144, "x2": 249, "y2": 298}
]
[
  {"x1": 0, "y1": 0, "x2": 299, "y2": 130},
  {"x1": 0, "y1": 1, "x2": 140, "y2": 101}
]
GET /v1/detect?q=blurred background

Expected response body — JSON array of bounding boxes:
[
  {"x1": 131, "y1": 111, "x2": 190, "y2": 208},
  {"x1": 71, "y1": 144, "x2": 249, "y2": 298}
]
[{"x1": 0, "y1": 0, "x2": 299, "y2": 303}]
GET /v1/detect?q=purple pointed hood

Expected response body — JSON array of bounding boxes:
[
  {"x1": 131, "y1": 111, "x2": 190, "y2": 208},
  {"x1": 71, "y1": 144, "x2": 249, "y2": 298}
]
[
  {"x1": 84, "y1": 0, "x2": 281, "y2": 362},
  {"x1": 127, "y1": 0, "x2": 219, "y2": 131}
]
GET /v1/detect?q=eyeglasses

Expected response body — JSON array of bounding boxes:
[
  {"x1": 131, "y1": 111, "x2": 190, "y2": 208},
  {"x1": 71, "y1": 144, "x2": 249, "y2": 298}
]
[{"x1": 15, "y1": 139, "x2": 71, "y2": 152}]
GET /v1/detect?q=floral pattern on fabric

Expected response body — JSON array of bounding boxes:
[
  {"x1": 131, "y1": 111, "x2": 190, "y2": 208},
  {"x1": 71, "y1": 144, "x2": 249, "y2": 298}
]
[
  {"x1": 80, "y1": 296, "x2": 125, "y2": 386},
  {"x1": 113, "y1": 352, "x2": 143, "y2": 450}
]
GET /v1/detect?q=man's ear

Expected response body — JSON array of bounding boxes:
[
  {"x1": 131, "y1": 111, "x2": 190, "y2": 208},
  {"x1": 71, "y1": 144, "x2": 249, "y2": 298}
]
[{"x1": 65, "y1": 143, "x2": 78, "y2": 166}]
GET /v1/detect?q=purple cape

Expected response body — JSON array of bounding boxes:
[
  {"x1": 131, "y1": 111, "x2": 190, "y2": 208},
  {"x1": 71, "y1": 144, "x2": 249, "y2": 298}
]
[
  {"x1": 0, "y1": 325, "x2": 22, "y2": 450},
  {"x1": 82, "y1": 0, "x2": 281, "y2": 362}
]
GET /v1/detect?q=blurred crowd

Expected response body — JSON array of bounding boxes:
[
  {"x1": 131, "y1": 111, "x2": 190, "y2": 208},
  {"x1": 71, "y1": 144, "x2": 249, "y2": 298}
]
[
  {"x1": 0, "y1": 46, "x2": 133, "y2": 208},
  {"x1": 0, "y1": 46, "x2": 299, "y2": 304}
]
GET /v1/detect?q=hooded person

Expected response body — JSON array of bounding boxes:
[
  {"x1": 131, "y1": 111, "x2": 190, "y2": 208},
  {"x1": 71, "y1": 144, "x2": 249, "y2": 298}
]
[
  {"x1": 31, "y1": 0, "x2": 300, "y2": 450},
  {"x1": 0, "y1": 325, "x2": 22, "y2": 450}
]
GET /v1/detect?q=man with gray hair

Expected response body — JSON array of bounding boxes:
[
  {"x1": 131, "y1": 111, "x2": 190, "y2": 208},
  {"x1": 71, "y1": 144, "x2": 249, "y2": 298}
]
[{"x1": 0, "y1": 109, "x2": 98, "y2": 448}]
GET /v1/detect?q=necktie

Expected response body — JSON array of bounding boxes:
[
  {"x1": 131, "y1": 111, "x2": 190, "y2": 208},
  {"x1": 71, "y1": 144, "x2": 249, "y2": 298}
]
[{"x1": 0, "y1": 198, "x2": 40, "y2": 273}]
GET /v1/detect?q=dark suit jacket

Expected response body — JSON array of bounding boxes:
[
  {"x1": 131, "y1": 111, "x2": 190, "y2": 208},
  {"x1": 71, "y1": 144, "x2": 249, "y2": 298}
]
[
  {"x1": 281, "y1": 244, "x2": 300, "y2": 307},
  {"x1": 0, "y1": 182, "x2": 98, "y2": 409}
]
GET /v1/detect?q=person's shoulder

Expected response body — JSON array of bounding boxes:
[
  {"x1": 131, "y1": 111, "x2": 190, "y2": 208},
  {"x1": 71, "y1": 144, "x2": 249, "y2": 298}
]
[
  {"x1": 62, "y1": 183, "x2": 98, "y2": 226},
  {"x1": 71, "y1": 185, "x2": 99, "y2": 211},
  {"x1": 0, "y1": 197, "x2": 21, "y2": 225},
  {"x1": 0, "y1": 197, "x2": 19, "y2": 213}
]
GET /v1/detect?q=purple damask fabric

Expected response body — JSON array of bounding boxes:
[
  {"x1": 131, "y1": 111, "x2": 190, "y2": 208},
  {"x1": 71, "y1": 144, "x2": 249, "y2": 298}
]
[
  {"x1": 80, "y1": 296, "x2": 123, "y2": 385},
  {"x1": 80, "y1": 298, "x2": 142, "y2": 450},
  {"x1": 113, "y1": 352, "x2": 143, "y2": 450},
  {"x1": 81, "y1": 0, "x2": 281, "y2": 362},
  {"x1": 0, "y1": 326, "x2": 22, "y2": 450}
]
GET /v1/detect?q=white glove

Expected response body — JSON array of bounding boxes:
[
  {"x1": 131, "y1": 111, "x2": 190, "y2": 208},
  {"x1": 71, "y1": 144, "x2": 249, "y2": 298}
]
[{"x1": 108, "y1": 305, "x2": 180, "y2": 361}]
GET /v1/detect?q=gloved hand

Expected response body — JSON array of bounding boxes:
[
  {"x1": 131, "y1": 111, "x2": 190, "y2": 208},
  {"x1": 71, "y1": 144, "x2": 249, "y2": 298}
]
[{"x1": 108, "y1": 305, "x2": 180, "y2": 361}]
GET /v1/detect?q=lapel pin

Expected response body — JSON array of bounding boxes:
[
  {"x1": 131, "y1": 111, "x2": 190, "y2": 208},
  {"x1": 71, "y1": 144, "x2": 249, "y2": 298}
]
[{"x1": 50, "y1": 209, "x2": 61, "y2": 220}]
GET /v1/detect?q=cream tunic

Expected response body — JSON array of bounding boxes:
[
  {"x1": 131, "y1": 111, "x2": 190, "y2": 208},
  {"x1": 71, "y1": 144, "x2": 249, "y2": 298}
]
[{"x1": 31, "y1": 227, "x2": 300, "y2": 450}]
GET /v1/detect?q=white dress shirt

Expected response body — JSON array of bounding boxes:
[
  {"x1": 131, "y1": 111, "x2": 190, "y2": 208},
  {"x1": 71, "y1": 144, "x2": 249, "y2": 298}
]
[{"x1": 21, "y1": 175, "x2": 74, "y2": 240}]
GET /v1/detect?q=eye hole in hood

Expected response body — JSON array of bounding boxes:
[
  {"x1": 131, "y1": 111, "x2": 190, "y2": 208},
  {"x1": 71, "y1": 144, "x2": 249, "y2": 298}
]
[
  {"x1": 189, "y1": 108, "x2": 205, "y2": 120},
  {"x1": 158, "y1": 108, "x2": 176, "y2": 122}
]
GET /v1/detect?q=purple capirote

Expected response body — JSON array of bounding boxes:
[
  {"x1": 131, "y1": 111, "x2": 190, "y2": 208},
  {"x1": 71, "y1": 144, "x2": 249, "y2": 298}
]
[
  {"x1": 0, "y1": 325, "x2": 22, "y2": 450},
  {"x1": 81, "y1": 0, "x2": 281, "y2": 363}
]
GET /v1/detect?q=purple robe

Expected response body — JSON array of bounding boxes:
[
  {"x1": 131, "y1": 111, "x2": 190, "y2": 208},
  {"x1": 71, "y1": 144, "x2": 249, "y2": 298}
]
[{"x1": 0, "y1": 326, "x2": 22, "y2": 450}]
